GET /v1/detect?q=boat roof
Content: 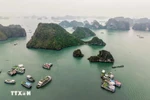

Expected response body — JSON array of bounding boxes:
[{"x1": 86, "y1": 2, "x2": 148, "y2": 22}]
[
  {"x1": 18, "y1": 64, "x2": 24, "y2": 67},
  {"x1": 40, "y1": 76, "x2": 51, "y2": 82},
  {"x1": 25, "y1": 82, "x2": 31, "y2": 86},
  {"x1": 27, "y1": 75, "x2": 31, "y2": 78},
  {"x1": 45, "y1": 63, "x2": 52, "y2": 65}
]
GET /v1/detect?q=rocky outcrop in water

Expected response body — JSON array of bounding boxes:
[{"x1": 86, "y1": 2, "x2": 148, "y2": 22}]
[
  {"x1": 72, "y1": 27, "x2": 95, "y2": 39},
  {"x1": 113, "y1": 17, "x2": 133, "y2": 26},
  {"x1": 91, "y1": 20, "x2": 105, "y2": 29},
  {"x1": 106, "y1": 18, "x2": 130, "y2": 30},
  {"x1": 132, "y1": 23, "x2": 150, "y2": 31},
  {"x1": 84, "y1": 20, "x2": 105, "y2": 30},
  {"x1": 73, "y1": 49, "x2": 84, "y2": 57},
  {"x1": 134, "y1": 18, "x2": 150, "y2": 23},
  {"x1": 0, "y1": 24, "x2": 26, "y2": 41},
  {"x1": 87, "y1": 37, "x2": 106, "y2": 46},
  {"x1": 132, "y1": 23, "x2": 147, "y2": 31},
  {"x1": 88, "y1": 50, "x2": 114, "y2": 63},
  {"x1": 26, "y1": 23, "x2": 84, "y2": 50}
]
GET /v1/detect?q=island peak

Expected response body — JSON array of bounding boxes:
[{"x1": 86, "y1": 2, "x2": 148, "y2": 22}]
[{"x1": 27, "y1": 23, "x2": 84, "y2": 50}]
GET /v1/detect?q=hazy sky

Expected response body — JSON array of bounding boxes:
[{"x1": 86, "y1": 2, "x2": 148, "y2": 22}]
[{"x1": 0, "y1": 0, "x2": 150, "y2": 17}]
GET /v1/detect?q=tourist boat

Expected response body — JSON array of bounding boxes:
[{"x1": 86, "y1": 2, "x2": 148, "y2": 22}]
[
  {"x1": 21, "y1": 81, "x2": 32, "y2": 89},
  {"x1": 18, "y1": 64, "x2": 25, "y2": 71},
  {"x1": 15, "y1": 68, "x2": 25, "y2": 74},
  {"x1": 105, "y1": 79, "x2": 116, "y2": 86},
  {"x1": 112, "y1": 65, "x2": 124, "y2": 68},
  {"x1": 101, "y1": 70, "x2": 122, "y2": 88},
  {"x1": 101, "y1": 71, "x2": 114, "y2": 80},
  {"x1": 103, "y1": 78, "x2": 122, "y2": 88},
  {"x1": 42, "y1": 63, "x2": 53, "y2": 70},
  {"x1": 101, "y1": 81, "x2": 115, "y2": 93},
  {"x1": 12, "y1": 64, "x2": 25, "y2": 71},
  {"x1": 7, "y1": 70, "x2": 17, "y2": 76},
  {"x1": 4, "y1": 79, "x2": 16, "y2": 84},
  {"x1": 101, "y1": 74, "x2": 109, "y2": 80},
  {"x1": 12, "y1": 64, "x2": 25, "y2": 74},
  {"x1": 115, "y1": 80, "x2": 122, "y2": 87},
  {"x1": 27, "y1": 75, "x2": 35, "y2": 82},
  {"x1": 36, "y1": 76, "x2": 52, "y2": 89},
  {"x1": 108, "y1": 72, "x2": 114, "y2": 79}
]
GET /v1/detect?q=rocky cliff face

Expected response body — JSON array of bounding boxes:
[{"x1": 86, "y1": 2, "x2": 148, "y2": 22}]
[
  {"x1": 0, "y1": 24, "x2": 26, "y2": 41},
  {"x1": 132, "y1": 23, "x2": 150, "y2": 31},
  {"x1": 27, "y1": 23, "x2": 84, "y2": 50},
  {"x1": 84, "y1": 20, "x2": 105, "y2": 30},
  {"x1": 73, "y1": 49, "x2": 84, "y2": 57},
  {"x1": 106, "y1": 18, "x2": 130, "y2": 30},
  {"x1": 114, "y1": 17, "x2": 133, "y2": 26},
  {"x1": 88, "y1": 50, "x2": 114, "y2": 63},
  {"x1": 72, "y1": 27, "x2": 95, "y2": 39},
  {"x1": 91, "y1": 20, "x2": 104, "y2": 29}
]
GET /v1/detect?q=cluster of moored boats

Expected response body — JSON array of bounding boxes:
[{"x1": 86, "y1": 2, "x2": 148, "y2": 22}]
[
  {"x1": 4, "y1": 63, "x2": 53, "y2": 89},
  {"x1": 101, "y1": 70, "x2": 122, "y2": 93},
  {"x1": 8, "y1": 64, "x2": 25, "y2": 76}
]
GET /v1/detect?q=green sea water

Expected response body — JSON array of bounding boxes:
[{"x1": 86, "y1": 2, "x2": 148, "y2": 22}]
[{"x1": 0, "y1": 18, "x2": 150, "y2": 100}]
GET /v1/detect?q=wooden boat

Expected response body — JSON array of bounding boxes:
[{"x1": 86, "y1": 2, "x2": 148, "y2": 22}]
[{"x1": 112, "y1": 65, "x2": 124, "y2": 68}]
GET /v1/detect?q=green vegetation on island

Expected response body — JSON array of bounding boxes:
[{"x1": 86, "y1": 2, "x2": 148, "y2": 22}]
[
  {"x1": 26, "y1": 23, "x2": 84, "y2": 50},
  {"x1": 0, "y1": 24, "x2": 26, "y2": 41},
  {"x1": 72, "y1": 27, "x2": 95, "y2": 39},
  {"x1": 86, "y1": 37, "x2": 106, "y2": 46}
]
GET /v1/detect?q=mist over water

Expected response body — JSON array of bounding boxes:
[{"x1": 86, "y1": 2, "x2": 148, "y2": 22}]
[{"x1": 1, "y1": 0, "x2": 150, "y2": 18}]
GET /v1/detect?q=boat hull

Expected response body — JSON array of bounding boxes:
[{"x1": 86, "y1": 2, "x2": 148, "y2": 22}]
[
  {"x1": 27, "y1": 78, "x2": 35, "y2": 82},
  {"x1": 36, "y1": 79, "x2": 52, "y2": 89}
]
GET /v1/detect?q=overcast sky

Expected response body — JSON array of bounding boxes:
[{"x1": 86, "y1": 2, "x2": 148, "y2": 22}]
[{"x1": 0, "y1": 0, "x2": 150, "y2": 18}]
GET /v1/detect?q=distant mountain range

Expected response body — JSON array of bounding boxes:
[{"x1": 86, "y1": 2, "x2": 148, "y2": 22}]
[{"x1": 59, "y1": 16, "x2": 150, "y2": 31}]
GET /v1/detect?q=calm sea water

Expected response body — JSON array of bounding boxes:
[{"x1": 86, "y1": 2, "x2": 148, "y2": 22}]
[{"x1": 0, "y1": 18, "x2": 150, "y2": 100}]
